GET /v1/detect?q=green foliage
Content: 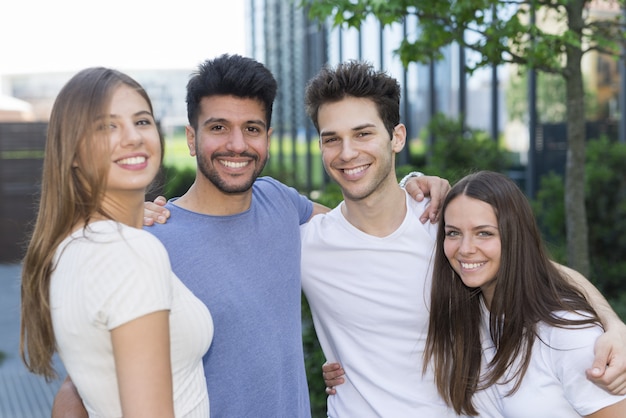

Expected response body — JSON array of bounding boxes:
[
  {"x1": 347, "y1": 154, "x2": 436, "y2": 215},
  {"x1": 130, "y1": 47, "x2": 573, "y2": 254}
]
[
  {"x1": 303, "y1": 0, "x2": 625, "y2": 275},
  {"x1": 421, "y1": 114, "x2": 509, "y2": 184},
  {"x1": 506, "y1": 68, "x2": 599, "y2": 123},
  {"x1": 160, "y1": 164, "x2": 196, "y2": 199},
  {"x1": 311, "y1": 183, "x2": 344, "y2": 208},
  {"x1": 585, "y1": 138, "x2": 626, "y2": 298},
  {"x1": 532, "y1": 172, "x2": 566, "y2": 251},
  {"x1": 305, "y1": 0, "x2": 623, "y2": 74},
  {"x1": 532, "y1": 138, "x2": 626, "y2": 300},
  {"x1": 302, "y1": 296, "x2": 328, "y2": 418},
  {"x1": 609, "y1": 292, "x2": 626, "y2": 323}
]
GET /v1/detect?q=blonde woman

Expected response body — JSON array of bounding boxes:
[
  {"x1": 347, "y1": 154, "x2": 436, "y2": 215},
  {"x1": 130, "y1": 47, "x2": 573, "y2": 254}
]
[{"x1": 20, "y1": 67, "x2": 213, "y2": 417}]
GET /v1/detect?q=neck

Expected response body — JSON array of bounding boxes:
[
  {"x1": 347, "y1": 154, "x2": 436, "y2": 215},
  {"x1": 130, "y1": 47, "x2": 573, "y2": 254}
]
[
  {"x1": 174, "y1": 179, "x2": 253, "y2": 216},
  {"x1": 100, "y1": 191, "x2": 146, "y2": 228},
  {"x1": 341, "y1": 180, "x2": 407, "y2": 237}
]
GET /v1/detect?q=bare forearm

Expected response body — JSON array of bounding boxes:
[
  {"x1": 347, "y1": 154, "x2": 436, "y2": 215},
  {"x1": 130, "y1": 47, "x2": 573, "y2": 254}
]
[{"x1": 556, "y1": 263, "x2": 621, "y2": 328}]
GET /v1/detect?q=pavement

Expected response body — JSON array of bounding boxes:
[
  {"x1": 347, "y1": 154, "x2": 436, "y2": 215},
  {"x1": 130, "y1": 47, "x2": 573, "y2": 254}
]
[{"x1": 0, "y1": 263, "x2": 64, "y2": 418}]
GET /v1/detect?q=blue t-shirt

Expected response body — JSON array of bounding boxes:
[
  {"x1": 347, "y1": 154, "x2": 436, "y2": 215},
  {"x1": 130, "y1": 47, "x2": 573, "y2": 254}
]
[{"x1": 149, "y1": 177, "x2": 313, "y2": 418}]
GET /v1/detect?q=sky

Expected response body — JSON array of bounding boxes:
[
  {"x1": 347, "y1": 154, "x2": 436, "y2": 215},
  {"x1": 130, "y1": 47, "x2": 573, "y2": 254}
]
[{"x1": 0, "y1": 0, "x2": 247, "y2": 77}]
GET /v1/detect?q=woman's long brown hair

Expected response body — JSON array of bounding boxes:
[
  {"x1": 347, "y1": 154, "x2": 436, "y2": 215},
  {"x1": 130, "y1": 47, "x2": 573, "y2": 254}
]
[
  {"x1": 423, "y1": 171, "x2": 601, "y2": 415},
  {"x1": 19, "y1": 67, "x2": 158, "y2": 380}
]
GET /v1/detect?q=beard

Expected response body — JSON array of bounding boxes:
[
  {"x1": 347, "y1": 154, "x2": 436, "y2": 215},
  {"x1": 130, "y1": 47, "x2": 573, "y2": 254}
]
[{"x1": 197, "y1": 151, "x2": 268, "y2": 194}]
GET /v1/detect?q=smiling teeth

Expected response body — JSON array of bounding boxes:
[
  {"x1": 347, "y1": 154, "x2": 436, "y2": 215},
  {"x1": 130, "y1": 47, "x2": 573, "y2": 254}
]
[
  {"x1": 117, "y1": 156, "x2": 146, "y2": 165},
  {"x1": 344, "y1": 165, "x2": 368, "y2": 175},
  {"x1": 461, "y1": 262, "x2": 484, "y2": 269},
  {"x1": 220, "y1": 160, "x2": 249, "y2": 168}
]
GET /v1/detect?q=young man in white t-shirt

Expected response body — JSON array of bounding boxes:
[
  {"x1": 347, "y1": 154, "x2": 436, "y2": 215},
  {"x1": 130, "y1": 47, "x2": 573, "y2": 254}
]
[{"x1": 301, "y1": 61, "x2": 626, "y2": 417}]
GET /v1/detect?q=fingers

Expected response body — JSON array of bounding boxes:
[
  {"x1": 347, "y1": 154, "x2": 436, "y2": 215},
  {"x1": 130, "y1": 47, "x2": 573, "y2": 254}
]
[
  {"x1": 322, "y1": 362, "x2": 342, "y2": 373},
  {"x1": 404, "y1": 181, "x2": 425, "y2": 202},
  {"x1": 405, "y1": 175, "x2": 450, "y2": 224},
  {"x1": 419, "y1": 201, "x2": 440, "y2": 224},
  {"x1": 154, "y1": 195, "x2": 167, "y2": 206},
  {"x1": 143, "y1": 201, "x2": 171, "y2": 226},
  {"x1": 586, "y1": 331, "x2": 626, "y2": 395},
  {"x1": 322, "y1": 362, "x2": 345, "y2": 390},
  {"x1": 587, "y1": 364, "x2": 626, "y2": 395},
  {"x1": 590, "y1": 341, "x2": 611, "y2": 377},
  {"x1": 323, "y1": 373, "x2": 345, "y2": 387}
]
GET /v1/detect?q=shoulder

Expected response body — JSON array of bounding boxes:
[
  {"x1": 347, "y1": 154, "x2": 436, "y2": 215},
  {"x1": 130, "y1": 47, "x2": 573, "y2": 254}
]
[
  {"x1": 254, "y1": 176, "x2": 299, "y2": 195},
  {"x1": 119, "y1": 224, "x2": 169, "y2": 258},
  {"x1": 405, "y1": 192, "x2": 438, "y2": 238},
  {"x1": 87, "y1": 222, "x2": 171, "y2": 274},
  {"x1": 539, "y1": 311, "x2": 603, "y2": 349},
  {"x1": 254, "y1": 177, "x2": 313, "y2": 220}
]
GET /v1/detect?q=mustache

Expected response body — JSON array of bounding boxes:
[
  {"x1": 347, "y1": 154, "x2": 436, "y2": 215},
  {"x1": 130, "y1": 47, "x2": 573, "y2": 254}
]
[{"x1": 213, "y1": 152, "x2": 259, "y2": 160}]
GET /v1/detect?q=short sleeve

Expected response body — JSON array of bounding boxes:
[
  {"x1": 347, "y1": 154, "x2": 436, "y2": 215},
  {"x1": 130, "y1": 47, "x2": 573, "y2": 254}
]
[
  {"x1": 85, "y1": 228, "x2": 174, "y2": 330},
  {"x1": 258, "y1": 177, "x2": 313, "y2": 224},
  {"x1": 546, "y1": 317, "x2": 626, "y2": 415}
]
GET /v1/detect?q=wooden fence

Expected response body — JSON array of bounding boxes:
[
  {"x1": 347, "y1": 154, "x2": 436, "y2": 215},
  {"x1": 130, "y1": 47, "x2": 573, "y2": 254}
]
[{"x1": 0, "y1": 123, "x2": 47, "y2": 263}]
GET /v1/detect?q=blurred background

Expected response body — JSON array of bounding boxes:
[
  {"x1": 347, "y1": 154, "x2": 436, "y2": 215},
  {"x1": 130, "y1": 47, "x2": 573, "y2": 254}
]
[{"x1": 1, "y1": 1, "x2": 625, "y2": 416}]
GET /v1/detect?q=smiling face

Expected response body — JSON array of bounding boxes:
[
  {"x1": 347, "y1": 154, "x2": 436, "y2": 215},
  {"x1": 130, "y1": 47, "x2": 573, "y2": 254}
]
[
  {"x1": 317, "y1": 96, "x2": 405, "y2": 202},
  {"x1": 104, "y1": 84, "x2": 162, "y2": 195},
  {"x1": 187, "y1": 95, "x2": 270, "y2": 194},
  {"x1": 443, "y1": 194, "x2": 501, "y2": 306}
]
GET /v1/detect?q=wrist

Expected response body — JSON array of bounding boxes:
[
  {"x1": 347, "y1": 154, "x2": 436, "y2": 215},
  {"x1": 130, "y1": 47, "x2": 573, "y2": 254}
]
[{"x1": 399, "y1": 171, "x2": 424, "y2": 188}]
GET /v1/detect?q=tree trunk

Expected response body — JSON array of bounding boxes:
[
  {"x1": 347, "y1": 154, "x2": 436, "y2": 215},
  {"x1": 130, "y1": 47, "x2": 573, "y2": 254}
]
[{"x1": 564, "y1": 0, "x2": 590, "y2": 277}]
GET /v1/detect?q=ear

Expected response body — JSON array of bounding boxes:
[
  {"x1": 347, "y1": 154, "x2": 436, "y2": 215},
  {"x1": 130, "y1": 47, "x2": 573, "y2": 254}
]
[
  {"x1": 185, "y1": 125, "x2": 196, "y2": 157},
  {"x1": 391, "y1": 123, "x2": 407, "y2": 153},
  {"x1": 267, "y1": 127, "x2": 273, "y2": 152}
]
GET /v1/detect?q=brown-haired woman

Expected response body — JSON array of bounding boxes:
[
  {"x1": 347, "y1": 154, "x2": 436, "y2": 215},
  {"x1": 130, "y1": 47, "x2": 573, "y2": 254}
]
[
  {"x1": 20, "y1": 67, "x2": 213, "y2": 417},
  {"x1": 425, "y1": 170, "x2": 626, "y2": 417}
]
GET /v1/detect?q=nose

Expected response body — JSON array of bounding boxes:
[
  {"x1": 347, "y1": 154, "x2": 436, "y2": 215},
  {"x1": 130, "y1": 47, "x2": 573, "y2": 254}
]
[
  {"x1": 459, "y1": 236, "x2": 476, "y2": 255},
  {"x1": 339, "y1": 138, "x2": 358, "y2": 161},
  {"x1": 225, "y1": 129, "x2": 249, "y2": 154},
  {"x1": 120, "y1": 124, "x2": 144, "y2": 147}
]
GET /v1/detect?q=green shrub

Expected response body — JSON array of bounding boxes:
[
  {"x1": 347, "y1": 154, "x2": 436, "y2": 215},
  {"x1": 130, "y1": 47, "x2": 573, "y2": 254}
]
[
  {"x1": 421, "y1": 114, "x2": 509, "y2": 183},
  {"x1": 161, "y1": 165, "x2": 196, "y2": 199},
  {"x1": 532, "y1": 137, "x2": 626, "y2": 312}
]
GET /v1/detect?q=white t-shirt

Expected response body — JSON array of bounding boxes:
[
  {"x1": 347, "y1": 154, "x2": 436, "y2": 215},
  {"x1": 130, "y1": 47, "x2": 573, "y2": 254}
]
[
  {"x1": 50, "y1": 220, "x2": 213, "y2": 418},
  {"x1": 301, "y1": 193, "x2": 459, "y2": 417},
  {"x1": 474, "y1": 305, "x2": 626, "y2": 417}
]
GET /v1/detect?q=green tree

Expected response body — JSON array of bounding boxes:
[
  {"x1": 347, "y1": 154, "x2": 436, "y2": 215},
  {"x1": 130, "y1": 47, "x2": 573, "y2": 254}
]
[
  {"x1": 506, "y1": 68, "x2": 599, "y2": 123},
  {"x1": 532, "y1": 137, "x2": 626, "y2": 309},
  {"x1": 304, "y1": 0, "x2": 626, "y2": 277},
  {"x1": 421, "y1": 114, "x2": 508, "y2": 183}
]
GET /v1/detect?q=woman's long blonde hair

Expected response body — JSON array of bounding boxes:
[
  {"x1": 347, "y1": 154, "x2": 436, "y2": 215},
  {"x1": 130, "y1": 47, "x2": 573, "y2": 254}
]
[{"x1": 20, "y1": 67, "x2": 159, "y2": 380}]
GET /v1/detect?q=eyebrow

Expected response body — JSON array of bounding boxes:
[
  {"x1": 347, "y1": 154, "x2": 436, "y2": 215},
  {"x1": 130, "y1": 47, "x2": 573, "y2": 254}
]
[
  {"x1": 201, "y1": 117, "x2": 266, "y2": 129},
  {"x1": 103, "y1": 110, "x2": 153, "y2": 119},
  {"x1": 320, "y1": 123, "x2": 377, "y2": 138},
  {"x1": 444, "y1": 224, "x2": 498, "y2": 230}
]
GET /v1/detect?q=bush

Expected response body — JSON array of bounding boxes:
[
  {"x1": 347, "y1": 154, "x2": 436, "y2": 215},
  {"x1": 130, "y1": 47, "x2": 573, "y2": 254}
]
[
  {"x1": 160, "y1": 164, "x2": 196, "y2": 199},
  {"x1": 532, "y1": 137, "x2": 626, "y2": 316},
  {"x1": 421, "y1": 114, "x2": 509, "y2": 183}
]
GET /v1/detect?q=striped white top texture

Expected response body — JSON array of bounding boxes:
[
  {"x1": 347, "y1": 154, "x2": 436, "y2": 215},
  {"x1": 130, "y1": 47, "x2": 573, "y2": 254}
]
[{"x1": 50, "y1": 220, "x2": 213, "y2": 417}]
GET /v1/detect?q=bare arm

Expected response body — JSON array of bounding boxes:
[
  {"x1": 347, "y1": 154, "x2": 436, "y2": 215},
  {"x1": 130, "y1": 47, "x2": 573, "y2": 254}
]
[
  {"x1": 401, "y1": 174, "x2": 451, "y2": 224},
  {"x1": 51, "y1": 376, "x2": 87, "y2": 418},
  {"x1": 586, "y1": 398, "x2": 626, "y2": 417},
  {"x1": 111, "y1": 310, "x2": 174, "y2": 418},
  {"x1": 308, "y1": 202, "x2": 330, "y2": 220},
  {"x1": 558, "y1": 263, "x2": 626, "y2": 395}
]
